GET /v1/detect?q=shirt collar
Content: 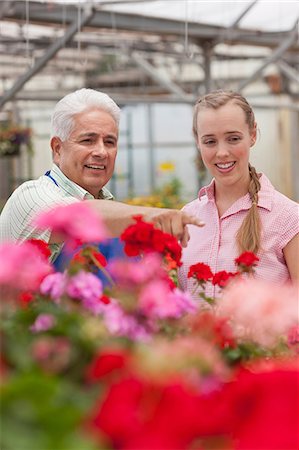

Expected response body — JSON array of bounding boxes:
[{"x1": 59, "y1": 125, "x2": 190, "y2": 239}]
[
  {"x1": 198, "y1": 178, "x2": 215, "y2": 201},
  {"x1": 198, "y1": 173, "x2": 274, "y2": 212},
  {"x1": 51, "y1": 164, "x2": 114, "y2": 201}
]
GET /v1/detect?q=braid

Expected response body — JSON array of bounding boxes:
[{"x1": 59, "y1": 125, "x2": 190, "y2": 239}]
[{"x1": 236, "y1": 164, "x2": 262, "y2": 254}]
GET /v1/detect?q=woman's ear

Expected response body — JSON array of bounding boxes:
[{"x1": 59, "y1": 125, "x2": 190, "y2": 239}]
[
  {"x1": 250, "y1": 122, "x2": 257, "y2": 147},
  {"x1": 50, "y1": 137, "x2": 62, "y2": 163},
  {"x1": 195, "y1": 137, "x2": 202, "y2": 153}
]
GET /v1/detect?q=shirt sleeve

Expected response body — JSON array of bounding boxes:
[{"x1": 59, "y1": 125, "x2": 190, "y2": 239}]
[
  {"x1": 277, "y1": 202, "x2": 299, "y2": 250},
  {"x1": 1, "y1": 181, "x2": 79, "y2": 243}
]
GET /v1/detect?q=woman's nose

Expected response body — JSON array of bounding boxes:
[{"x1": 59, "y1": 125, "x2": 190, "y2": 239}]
[{"x1": 216, "y1": 143, "x2": 230, "y2": 157}]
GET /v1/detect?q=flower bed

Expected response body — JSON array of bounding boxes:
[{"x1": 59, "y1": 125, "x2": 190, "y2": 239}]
[{"x1": 1, "y1": 202, "x2": 298, "y2": 450}]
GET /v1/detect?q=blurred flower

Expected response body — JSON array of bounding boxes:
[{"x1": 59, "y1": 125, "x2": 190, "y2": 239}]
[
  {"x1": 218, "y1": 279, "x2": 299, "y2": 347},
  {"x1": 109, "y1": 253, "x2": 162, "y2": 287},
  {"x1": 66, "y1": 271, "x2": 104, "y2": 315},
  {"x1": 18, "y1": 291, "x2": 35, "y2": 308},
  {"x1": 31, "y1": 336, "x2": 72, "y2": 374},
  {"x1": 40, "y1": 272, "x2": 67, "y2": 302},
  {"x1": 158, "y1": 161, "x2": 175, "y2": 172},
  {"x1": 287, "y1": 324, "x2": 299, "y2": 354},
  {"x1": 221, "y1": 364, "x2": 299, "y2": 450},
  {"x1": 85, "y1": 348, "x2": 130, "y2": 383},
  {"x1": 139, "y1": 281, "x2": 197, "y2": 319},
  {"x1": 27, "y1": 238, "x2": 51, "y2": 260},
  {"x1": 0, "y1": 241, "x2": 52, "y2": 291},
  {"x1": 103, "y1": 300, "x2": 152, "y2": 342},
  {"x1": 30, "y1": 313, "x2": 56, "y2": 333},
  {"x1": 187, "y1": 311, "x2": 236, "y2": 349},
  {"x1": 34, "y1": 202, "x2": 108, "y2": 250},
  {"x1": 1, "y1": 205, "x2": 298, "y2": 450}
]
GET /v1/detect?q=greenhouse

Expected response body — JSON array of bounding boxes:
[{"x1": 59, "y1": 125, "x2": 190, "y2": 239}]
[{"x1": 0, "y1": 1, "x2": 299, "y2": 449}]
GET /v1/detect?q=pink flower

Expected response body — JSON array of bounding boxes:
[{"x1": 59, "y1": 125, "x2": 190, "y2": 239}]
[
  {"x1": 169, "y1": 288, "x2": 198, "y2": 316},
  {"x1": 287, "y1": 325, "x2": 299, "y2": 353},
  {"x1": 139, "y1": 281, "x2": 197, "y2": 319},
  {"x1": 0, "y1": 242, "x2": 53, "y2": 291},
  {"x1": 103, "y1": 300, "x2": 151, "y2": 341},
  {"x1": 40, "y1": 272, "x2": 67, "y2": 302},
  {"x1": 34, "y1": 202, "x2": 108, "y2": 249},
  {"x1": 218, "y1": 279, "x2": 299, "y2": 347},
  {"x1": 30, "y1": 313, "x2": 56, "y2": 333},
  {"x1": 109, "y1": 253, "x2": 163, "y2": 287},
  {"x1": 31, "y1": 337, "x2": 71, "y2": 374},
  {"x1": 66, "y1": 271, "x2": 104, "y2": 315}
]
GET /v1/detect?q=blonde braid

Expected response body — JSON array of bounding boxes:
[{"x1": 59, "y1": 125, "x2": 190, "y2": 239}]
[{"x1": 236, "y1": 164, "x2": 261, "y2": 254}]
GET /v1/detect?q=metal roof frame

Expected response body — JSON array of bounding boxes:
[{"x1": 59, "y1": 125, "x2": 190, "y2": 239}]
[{"x1": 0, "y1": 0, "x2": 298, "y2": 108}]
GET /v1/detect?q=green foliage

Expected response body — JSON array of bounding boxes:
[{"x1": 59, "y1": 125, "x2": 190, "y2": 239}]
[{"x1": 1, "y1": 373, "x2": 99, "y2": 450}]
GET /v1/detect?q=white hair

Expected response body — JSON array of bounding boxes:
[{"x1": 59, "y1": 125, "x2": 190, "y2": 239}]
[{"x1": 50, "y1": 88, "x2": 121, "y2": 140}]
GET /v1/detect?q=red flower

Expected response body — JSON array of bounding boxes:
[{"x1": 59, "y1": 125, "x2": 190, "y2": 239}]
[
  {"x1": 89, "y1": 376, "x2": 204, "y2": 449},
  {"x1": 71, "y1": 252, "x2": 88, "y2": 266},
  {"x1": 188, "y1": 262, "x2": 213, "y2": 282},
  {"x1": 91, "y1": 250, "x2": 107, "y2": 267},
  {"x1": 228, "y1": 366, "x2": 299, "y2": 449},
  {"x1": 100, "y1": 294, "x2": 111, "y2": 305},
  {"x1": 89, "y1": 376, "x2": 145, "y2": 445},
  {"x1": 235, "y1": 251, "x2": 259, "y2": 268},
  {"x1": 162, "y1": 234, "x2": 182, "y2": 267},
  {"x1": 85, "y1": 349, "x2": 130, "y2": 383},
  {"x1": 27, "y1": 239, "x2": 51, "y2": 260},
  {"x1": 189, "y1": 312, "x2": 236, "y2": 349},
  {"x1": 121, "y1": 215, "x2": 155, "y2": 256},
  {"x1": 18, "y1": 291, "x2": 35, "y2": 308},
  {"x1": 121, "y1": 215, "x2": 182, "y2": 266},
  {"x1": 212, "y1": 270, "x2": 236, "y2": 287}
]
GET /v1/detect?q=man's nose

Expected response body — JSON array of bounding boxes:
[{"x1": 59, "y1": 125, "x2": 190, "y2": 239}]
[{"x1": 92, "y1": 140, "x2": 107, "y2": 157}]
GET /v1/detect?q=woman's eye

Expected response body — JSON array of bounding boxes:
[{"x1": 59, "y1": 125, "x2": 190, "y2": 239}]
[
  {"x1": 229, "y1": 136, "x2": 241, "y2": 142},
  {"x1": 204, "y1": 140, "x2": 215, "y2": 146}
]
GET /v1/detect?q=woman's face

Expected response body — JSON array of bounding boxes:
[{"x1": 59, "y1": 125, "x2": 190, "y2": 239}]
[{"x1": 195, "y1": 101, "x2": 256, "y2": 194}]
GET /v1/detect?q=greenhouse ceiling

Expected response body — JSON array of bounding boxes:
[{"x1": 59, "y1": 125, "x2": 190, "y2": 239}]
[{"x1": 0, "y1": 0, "x2": 298, "y2": 109}]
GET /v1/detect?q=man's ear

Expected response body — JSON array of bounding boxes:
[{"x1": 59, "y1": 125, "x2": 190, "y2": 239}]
[{"x1": 50, "y1": 137, "x2": 62, "y2": 163}]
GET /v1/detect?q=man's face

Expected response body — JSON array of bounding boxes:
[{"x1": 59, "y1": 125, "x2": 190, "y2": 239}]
[{"x1": 51, "y1": 108, "x2": 118, "y2": 198}]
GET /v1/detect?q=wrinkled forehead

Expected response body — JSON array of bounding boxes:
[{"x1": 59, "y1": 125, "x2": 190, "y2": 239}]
[{"x1": 70, "y1": 107, "x2": 119, "y2": 135}]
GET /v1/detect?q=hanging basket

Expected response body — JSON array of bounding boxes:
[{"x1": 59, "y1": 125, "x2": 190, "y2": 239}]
[
  {"x1": 0, "y1": 141, "x2": 21, "y2": 157},
  {"x1": 0, "y1": 126, "x2": 32, "y2": 158}
]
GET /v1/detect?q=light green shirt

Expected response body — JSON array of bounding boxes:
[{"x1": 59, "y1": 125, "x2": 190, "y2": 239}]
[{"x1": 0, "y1": 164, "x2": 113, "y2": 261}]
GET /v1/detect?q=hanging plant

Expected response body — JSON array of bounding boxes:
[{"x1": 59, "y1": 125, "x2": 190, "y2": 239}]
[{"x1": 0, "y1": 125, "x2": 32, "y2": 157}]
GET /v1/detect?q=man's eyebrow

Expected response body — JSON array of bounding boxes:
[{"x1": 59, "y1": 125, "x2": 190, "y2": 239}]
[
  {"x1": 105, "y1": 133, "x2": 118, "y2": 140},
  {"x1": 77, "y1": 132, "x2": 117, "y2": 139},
  {"x1": 77, "y1": 132, "x2": 97, "y2": 139}
]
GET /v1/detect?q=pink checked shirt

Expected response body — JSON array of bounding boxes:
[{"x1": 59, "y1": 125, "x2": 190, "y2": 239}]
[{"x1": 178, "y1": 174, "x2": 299, "y2": 298}]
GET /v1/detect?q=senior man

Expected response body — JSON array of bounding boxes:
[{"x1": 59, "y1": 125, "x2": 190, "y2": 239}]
[{"x1": 0, "y1": 88, "x2": 203, "y2": 261}]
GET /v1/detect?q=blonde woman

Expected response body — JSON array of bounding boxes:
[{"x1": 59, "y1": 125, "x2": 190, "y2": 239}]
[{"x1": 179, "y1": 90, "x2": 299, "y2": 298}]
